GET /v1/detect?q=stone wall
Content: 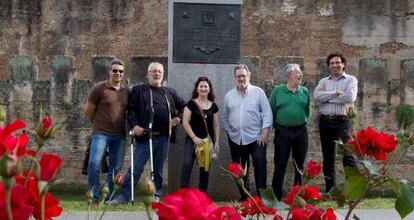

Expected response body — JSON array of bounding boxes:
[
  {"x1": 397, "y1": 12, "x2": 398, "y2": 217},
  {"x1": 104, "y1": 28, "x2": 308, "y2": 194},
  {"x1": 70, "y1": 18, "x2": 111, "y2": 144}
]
[{"x1": 1, "y1": 0, "x2": 414, "y2": 199}]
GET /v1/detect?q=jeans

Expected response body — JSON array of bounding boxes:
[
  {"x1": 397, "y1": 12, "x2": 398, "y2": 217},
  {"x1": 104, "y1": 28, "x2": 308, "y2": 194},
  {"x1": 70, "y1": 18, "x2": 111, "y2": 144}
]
[
  {"x1": 87, "y1": 133, "x2": 126, "y2": 201},
  {"x1": 228, "y1": 137, "x2": 267, "y2": 200},
  {"x1": 319, "y1": 116, "x2": 357, "y2": 192},
  {"x1": 271, "y1": 124, "x2": 308, "y2": 200},
  {"x1": 116, "y1": 135, "x2": 169, "y2": 202},
  {"x1": 180, "y1": 137, "x2": 209, "y2": 192}
]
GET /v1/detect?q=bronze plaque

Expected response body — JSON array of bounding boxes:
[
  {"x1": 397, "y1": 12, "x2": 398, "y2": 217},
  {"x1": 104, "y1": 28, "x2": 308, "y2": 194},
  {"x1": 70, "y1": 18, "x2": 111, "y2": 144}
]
[{"x1": 173, "y1": 3, "x2": 241, "y2": 64}]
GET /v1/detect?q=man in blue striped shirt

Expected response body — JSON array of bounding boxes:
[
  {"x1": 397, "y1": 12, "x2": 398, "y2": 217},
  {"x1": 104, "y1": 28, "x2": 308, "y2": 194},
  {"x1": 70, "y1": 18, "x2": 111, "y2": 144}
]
[
  {"x1": 314, "y1": 52, "x2": 358, "y2": 192},
  {"x1": 222, "y1": 64, "x2": 273, "y2": 200}
]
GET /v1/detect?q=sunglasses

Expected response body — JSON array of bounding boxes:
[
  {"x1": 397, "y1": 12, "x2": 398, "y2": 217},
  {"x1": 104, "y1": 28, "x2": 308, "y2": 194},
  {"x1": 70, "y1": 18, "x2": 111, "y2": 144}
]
[{"x1": 112, "y1": 69, "x2": 124, "y2": 73}]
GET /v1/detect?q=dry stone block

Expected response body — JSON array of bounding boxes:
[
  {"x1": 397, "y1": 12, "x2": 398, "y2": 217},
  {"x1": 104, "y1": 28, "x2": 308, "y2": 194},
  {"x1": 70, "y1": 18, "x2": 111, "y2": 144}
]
[
  {"x1": 52, "y1": 56, "x2": 75, "y2": 84},
  {"x1": 129, "y1": 56, "x2": 168, "y2": 86},
  {"x1": 92, "y1": 56, "x2": 114, "y2": 83},
  {"x1": 401, "y1": 59, "x2": 414, "y2": 104},
  {"x1": 272, "y1": 56, "x2": 304, "y2": 85},
  {"x1": 241, "y1": 56, "x2": 260, "y2": 85},
  {"x1": 359, "y1": 58, "x2": 389, "y2": 129},
  {"x1": 9, "y1": 56, "x2": 36, "y2": 83}
]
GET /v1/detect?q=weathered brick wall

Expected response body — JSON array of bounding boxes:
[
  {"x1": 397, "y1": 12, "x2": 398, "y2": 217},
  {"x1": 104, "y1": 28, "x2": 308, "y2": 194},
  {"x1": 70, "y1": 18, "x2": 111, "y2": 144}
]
[{"x1": 1, "y1": 0, "x2": 414, "y2": 199}]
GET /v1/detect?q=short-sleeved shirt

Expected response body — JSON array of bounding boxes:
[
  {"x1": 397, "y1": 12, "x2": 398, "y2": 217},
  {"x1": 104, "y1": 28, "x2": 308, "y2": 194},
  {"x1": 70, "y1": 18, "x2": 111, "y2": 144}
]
[
  {"x1": 88, "y1": 80, "x2": 129, "y2": 135},
  {"x1": 186, "y1": 100, "x2": 219, "y2": 142}
]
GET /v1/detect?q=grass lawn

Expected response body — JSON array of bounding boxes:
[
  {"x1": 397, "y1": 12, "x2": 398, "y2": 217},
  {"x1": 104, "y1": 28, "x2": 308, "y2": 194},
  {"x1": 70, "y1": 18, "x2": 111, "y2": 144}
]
[{"x1": 57, "y1": 192, "x2": 396, "y2": 212}]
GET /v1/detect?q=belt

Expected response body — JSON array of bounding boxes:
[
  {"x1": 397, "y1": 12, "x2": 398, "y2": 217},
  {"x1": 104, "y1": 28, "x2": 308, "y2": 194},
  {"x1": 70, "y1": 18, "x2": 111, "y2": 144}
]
[
  {"x1": 276, "y1": 123, "x2": 306, "y2": 129},
  {"x1": 320, "y1": 114, "x2": 347, "y2": 120}
]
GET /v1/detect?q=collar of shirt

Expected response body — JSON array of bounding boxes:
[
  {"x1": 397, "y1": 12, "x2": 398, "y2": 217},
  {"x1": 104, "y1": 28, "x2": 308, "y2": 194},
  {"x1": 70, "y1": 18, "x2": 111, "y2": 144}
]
[
  {"x1": 328, "y1": 72, "x2": 348, "y2": 80},
  {"x1": 282, "y1": 84, "x2": 302, "y2": 94},
  {"x1": 237, "y1": 83, "x2": 250, "y2": 95}
]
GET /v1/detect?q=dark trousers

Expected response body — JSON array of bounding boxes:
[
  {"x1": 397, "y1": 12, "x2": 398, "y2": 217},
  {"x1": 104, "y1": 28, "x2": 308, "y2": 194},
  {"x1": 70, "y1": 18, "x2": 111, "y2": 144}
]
[
  {"x1": 319, "y1": 116, "x2": 357, "y2": 192},
  {"x1": 272, "y1": 124, "x2": 308, "y2": 201},
  {"x1": 229, "y1": 137, "x2": 267, "y2": 200},
  {"x1": 180, "y1": 138, "x2": 209, "y2": 192}
]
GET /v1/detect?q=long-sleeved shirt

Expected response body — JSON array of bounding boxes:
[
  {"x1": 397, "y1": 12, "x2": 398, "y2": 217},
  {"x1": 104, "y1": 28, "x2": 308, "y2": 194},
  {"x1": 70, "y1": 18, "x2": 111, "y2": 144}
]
[
  {"x1": 269, "y1": 84, "x2": 311, "y2": 127},
  {"x1": 222, "y1": 84, "x2": 273, "y2": 145},
  {"x1": 313, "y1": 72, "x2": 358, "y2": 116}
]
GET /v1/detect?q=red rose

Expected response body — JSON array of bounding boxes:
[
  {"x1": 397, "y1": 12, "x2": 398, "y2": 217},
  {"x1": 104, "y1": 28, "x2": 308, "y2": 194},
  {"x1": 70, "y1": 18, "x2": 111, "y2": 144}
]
[
  {"x1": 322, "y1": 207, "x2": 337, "y2": 220},
  {"x1": 15, "y1": 172, "x2": 63, "y2": 220},
  {"x1": 152, "y1": 188, "x2": 217, "y2": 220},
  {"x1": 209, "y1": 206, "x2": 242, "y2": 220},
  {"x1": 39, "y1": 153, "x2": 63, "y2": 182},
  {"x1": 0, "y1": 182, "x2": 34, "y2": 220},
  {"x1": 37, "y1": 116, "x2": 55, "y2": 139},
  {"x1": 33, "y1": 192, "x2": 63, "y2": 220},
  {"x1": 115, "y1": 172, "x2": 124, "y2": 186},
  {"x1": 285, "y1": 185, "x2": 322, "y2": 206},
  {"x1": 290, "y1": 207, "x2": 307, "y2": 220},
  {"x1": 304, "y1": 160, "x2": 322, "y2": 179},
  {"x1": 227, "y1": 162, "x2": 244, "y2": 179},
  {"x1": 241, "y1": 196, "x2": 277, "y2": 217},
  {"x1": 347, "y1": 127, "x2": 397, "y2": 161},
  {"x1": 0, "y1": 119, "x2": 28, "y2": 157}
]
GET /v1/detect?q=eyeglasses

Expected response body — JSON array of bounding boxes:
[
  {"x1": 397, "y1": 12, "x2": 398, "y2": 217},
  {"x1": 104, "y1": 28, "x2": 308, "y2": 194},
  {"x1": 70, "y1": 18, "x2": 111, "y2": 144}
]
[{"x1": 112, "y1": 69, "x2": 124, "y2": 73}]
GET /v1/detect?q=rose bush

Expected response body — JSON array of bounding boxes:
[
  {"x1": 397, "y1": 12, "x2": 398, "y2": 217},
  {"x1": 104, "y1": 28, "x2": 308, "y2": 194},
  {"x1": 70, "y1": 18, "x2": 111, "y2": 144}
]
[{"x1": 0, "y1": 106, "x2": 63, "y2": 220}]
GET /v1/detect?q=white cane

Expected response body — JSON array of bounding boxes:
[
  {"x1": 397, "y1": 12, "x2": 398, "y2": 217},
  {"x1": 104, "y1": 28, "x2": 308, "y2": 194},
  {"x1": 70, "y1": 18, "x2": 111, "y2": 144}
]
[
  {"x1": 129, "y1": 130, "x2": 134, "y2": 205},
  {"x1": 148, "y1": 123, "x2": 155, "y2": 182}
]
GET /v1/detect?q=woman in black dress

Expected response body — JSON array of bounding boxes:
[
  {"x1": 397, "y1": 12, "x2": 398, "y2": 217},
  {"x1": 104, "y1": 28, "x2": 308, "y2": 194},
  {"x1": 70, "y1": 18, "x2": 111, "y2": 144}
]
[{"x1": 180, "y1": 76, "x2": 220, "y2": 192}]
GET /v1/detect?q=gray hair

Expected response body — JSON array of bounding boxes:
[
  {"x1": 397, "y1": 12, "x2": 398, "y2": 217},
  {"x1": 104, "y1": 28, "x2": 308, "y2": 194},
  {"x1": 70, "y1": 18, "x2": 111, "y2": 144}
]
[
  {"x1": 233, "y1": 64, "x2": 251, "y2": 77},
  {"x1": 282, "y1": 63, "x2": 300, "y2": 82},
  {"x1": 148, "y1": 62, "x2": 164, "y2": 73}
]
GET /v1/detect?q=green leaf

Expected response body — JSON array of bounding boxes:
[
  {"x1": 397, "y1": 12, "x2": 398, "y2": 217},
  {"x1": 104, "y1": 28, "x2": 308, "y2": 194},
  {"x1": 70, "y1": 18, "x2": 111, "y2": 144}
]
[
  {"x1": 259, "y1": 187, "x2": 278, "y2": 208},
  {"x1": 343, "y1": 143, "x2": 357, "y2": 154},
  {"x1": 335, "y1": 141, "x2": 345, "y2": 161},
  {"x1": 389, "y1": 177, "x2": 400, "y2": 196},
  {"x1": 395, "y1": 179, "x2": 414, "y2": 219},
  {"x1": 344, "y1": 167, "x2": 367, "y2": 201},
  {"x1": 360, "y1": 160, "x2": 381, "y2": 176},
  {"x1": 329, "y1": 187, "x2": 346, "y2": 207}
]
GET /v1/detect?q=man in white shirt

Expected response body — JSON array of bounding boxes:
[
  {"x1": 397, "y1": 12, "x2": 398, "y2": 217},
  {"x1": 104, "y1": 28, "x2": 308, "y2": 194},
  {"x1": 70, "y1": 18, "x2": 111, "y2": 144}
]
[{"x1": 222, "y1": 64, "x2": 273, "y2": 200}]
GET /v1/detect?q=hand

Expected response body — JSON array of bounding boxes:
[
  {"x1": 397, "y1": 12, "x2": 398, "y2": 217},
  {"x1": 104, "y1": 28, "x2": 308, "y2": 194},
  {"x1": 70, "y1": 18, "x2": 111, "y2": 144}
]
[
  {"x1": 257, "y1": 130, "x2": 269, "y2": 147},
  {"x1": 133, "y1": 125, "x2": 145, "y2": 137},
  {"x1": 335, "y1": 90, "x2": 343, "y2": 96},
  {"x1": 171, "y1": 117, "x2": 181, "y2": 127},
  {"x1": 192, "y1": 136, "x2": 205, "y2": 147},
  {"x1": 213, "y1": 143, "x2": 220, "y2": 154}
]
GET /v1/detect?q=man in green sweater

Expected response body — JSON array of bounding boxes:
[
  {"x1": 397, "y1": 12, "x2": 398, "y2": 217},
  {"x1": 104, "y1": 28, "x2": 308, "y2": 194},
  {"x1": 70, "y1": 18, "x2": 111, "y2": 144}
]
[{"x1": 269, "y1": 63, "x2": 311, "y2": 201}]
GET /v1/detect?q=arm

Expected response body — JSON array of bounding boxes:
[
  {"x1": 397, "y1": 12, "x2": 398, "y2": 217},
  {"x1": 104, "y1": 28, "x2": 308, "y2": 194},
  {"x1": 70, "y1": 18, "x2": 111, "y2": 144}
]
[
  {"x1": 327, "y1": 77, "x2": 358, "y2": 104},
  {"x1": 268, "y1": 88, "x2": 277, "y2": 127},
  {"x1": 182, "y1": 106, "x2": 203, "y2": 146},
  {"x1": 258, "y1": 90, "x2": 273, "y2": 146},
  {"x1": 128, "y1": 87, "x2": 145, "y2": 136},
  {"x1": 221, "y1": 95, "x2": 230, "y2": 133},
  {"x1": 85, "y1": 101, "x2": 96, "y2": 122},
  {"x1": 213, "y1": 112, "x2": 220, "y2": 153},
  {"x1": 313, "y1": 79, "x2": 337, "y2": 102},
  {"x1": 171, "y1": 88, "x2": 186, "y2": 127},
  {"x1": 306, "y1": 88, "x2": 312, "y2": 121}
]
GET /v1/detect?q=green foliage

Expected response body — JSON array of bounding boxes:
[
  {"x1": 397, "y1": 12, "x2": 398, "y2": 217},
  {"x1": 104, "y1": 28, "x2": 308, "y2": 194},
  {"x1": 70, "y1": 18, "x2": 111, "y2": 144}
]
[
  {"x1": 395, "y1": 179, "x2": 414, "y2": 219},
  {"x1": 395, "y1": 104, "x2": 414, "y2": 129},
  {"x1": 259, "y1": 187, "x2": 288, "y2": 210},
  {"x1": 343, "y1": 167, "x2": 367, "y2": 201},
  {"x1": 63, "y1": 101, "x2": 73, "y2": 110}
]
